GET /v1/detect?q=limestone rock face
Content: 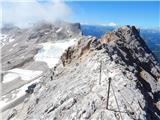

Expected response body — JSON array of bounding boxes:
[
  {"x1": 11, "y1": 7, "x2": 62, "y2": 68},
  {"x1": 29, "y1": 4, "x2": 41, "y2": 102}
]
[
  {"x1": 2, "y1": 26, "x2": 160, "y2": 120},
  {"x1": 60, "y1": 36, "x2": 97, "y2": 66}
]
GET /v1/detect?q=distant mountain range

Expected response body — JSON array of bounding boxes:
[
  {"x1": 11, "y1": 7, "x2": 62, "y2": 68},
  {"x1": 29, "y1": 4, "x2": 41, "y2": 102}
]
[{"x1": 81, "y1": 25, "x2": 160, "y2": 62}]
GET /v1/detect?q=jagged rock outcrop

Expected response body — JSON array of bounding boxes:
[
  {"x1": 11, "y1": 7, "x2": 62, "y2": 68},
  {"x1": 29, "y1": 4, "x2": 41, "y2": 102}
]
[
  {"x1": 60, "y1": 36, "x2": 97, "y2": 66},
  {"x1": 2, "y1": 26, "x2": 160, "y2": 120}
]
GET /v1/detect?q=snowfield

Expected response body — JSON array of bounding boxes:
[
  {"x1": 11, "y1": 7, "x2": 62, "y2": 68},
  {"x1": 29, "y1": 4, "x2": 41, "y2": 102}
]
[
  {"x1": 3, "y1": 68, "x2": 43, "y2": 83},
  {"x1": 34, "y1": 38, "x2": 77, "y2": 68},
  {"x1": 3, "y1": 73, "x2": 20, "y2": 83}
]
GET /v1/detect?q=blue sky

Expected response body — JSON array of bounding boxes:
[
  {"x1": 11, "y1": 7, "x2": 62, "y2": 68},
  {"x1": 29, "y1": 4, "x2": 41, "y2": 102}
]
[
  {"x1": 67, "y1": 1, "x2": 160, "y2": 28},
  {"x1": 1, "y1": 0, "x2": 160, "y2": 28}
]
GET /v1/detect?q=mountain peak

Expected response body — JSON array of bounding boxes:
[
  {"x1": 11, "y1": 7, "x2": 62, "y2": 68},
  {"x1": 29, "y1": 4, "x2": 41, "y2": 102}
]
[{"x1": 101, "y1": 25, "x2": 140, "y2": 44}]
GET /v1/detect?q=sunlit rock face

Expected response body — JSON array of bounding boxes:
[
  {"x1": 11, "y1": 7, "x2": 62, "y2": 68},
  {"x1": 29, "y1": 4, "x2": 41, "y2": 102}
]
[{"x1": 2, "y1": 25, "x2": 159, "y2": 120}]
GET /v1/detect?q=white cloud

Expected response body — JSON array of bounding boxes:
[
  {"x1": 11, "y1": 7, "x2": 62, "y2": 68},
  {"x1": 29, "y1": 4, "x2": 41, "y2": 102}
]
[
  {"x1": 1, "y1": 0, "x2": 72, "y2": 27},
  {"x1": 100, "y1": 22, "x2": 117, "y2": 27},
  {"x1": 107, "y1": 22, "x2": 117, "y2": 27}
]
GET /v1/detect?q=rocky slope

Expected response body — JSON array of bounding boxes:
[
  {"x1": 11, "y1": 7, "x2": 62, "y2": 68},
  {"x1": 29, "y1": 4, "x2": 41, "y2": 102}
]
[
  {"x1": 1, "y1": 21, "x2": 81, "y2": 71},
  {"x1": 0, "y1": 21, "x2": 81, "y2": 119},
  {"x1": 2, "y1": 25, "x2": 160, "y2": 120}
]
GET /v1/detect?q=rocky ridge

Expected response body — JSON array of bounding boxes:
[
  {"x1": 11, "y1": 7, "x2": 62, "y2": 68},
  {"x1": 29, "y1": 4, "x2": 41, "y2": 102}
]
[{"x1": 3, "y1": 25, "x2": 160, "y2": 120}]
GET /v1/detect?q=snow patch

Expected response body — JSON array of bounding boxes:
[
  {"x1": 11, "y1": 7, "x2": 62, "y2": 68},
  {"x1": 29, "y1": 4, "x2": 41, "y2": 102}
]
[
  {"x1": 3, "y1": 68, "x2": 43, "y2": 83},
  {"x1": 34, "y1": 38, "x2": 76, "y2": 68},
  {"x1": 0, "y1": 34, "x2": 15, "y2": 47},
  {"x1": 3, "y1": 73, "x2": 20, "y2": 83},
  {"x1": 56, "y1": 28, "x2": 63, "y2": 33},
  {"x1": 9, "y1": 48, "x2": 13, "y2": 51},
  {"x1": 8, "y1": 68, "x2": 43, "y2": 81},
  {"x1": 13, "y1": 43, "x2": 18, "y2": 47}
]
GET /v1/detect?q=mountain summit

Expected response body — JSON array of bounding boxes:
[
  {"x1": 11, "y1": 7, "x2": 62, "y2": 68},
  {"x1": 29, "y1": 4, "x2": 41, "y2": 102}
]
[{"x1": 1, "y1": 25, "x2": 160, "y2": 120}]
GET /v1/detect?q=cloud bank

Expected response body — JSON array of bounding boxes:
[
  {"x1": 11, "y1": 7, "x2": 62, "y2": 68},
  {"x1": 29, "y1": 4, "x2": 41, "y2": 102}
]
[{"x1": 1, "y1": 0, "x2": 72, "y2": 27}]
